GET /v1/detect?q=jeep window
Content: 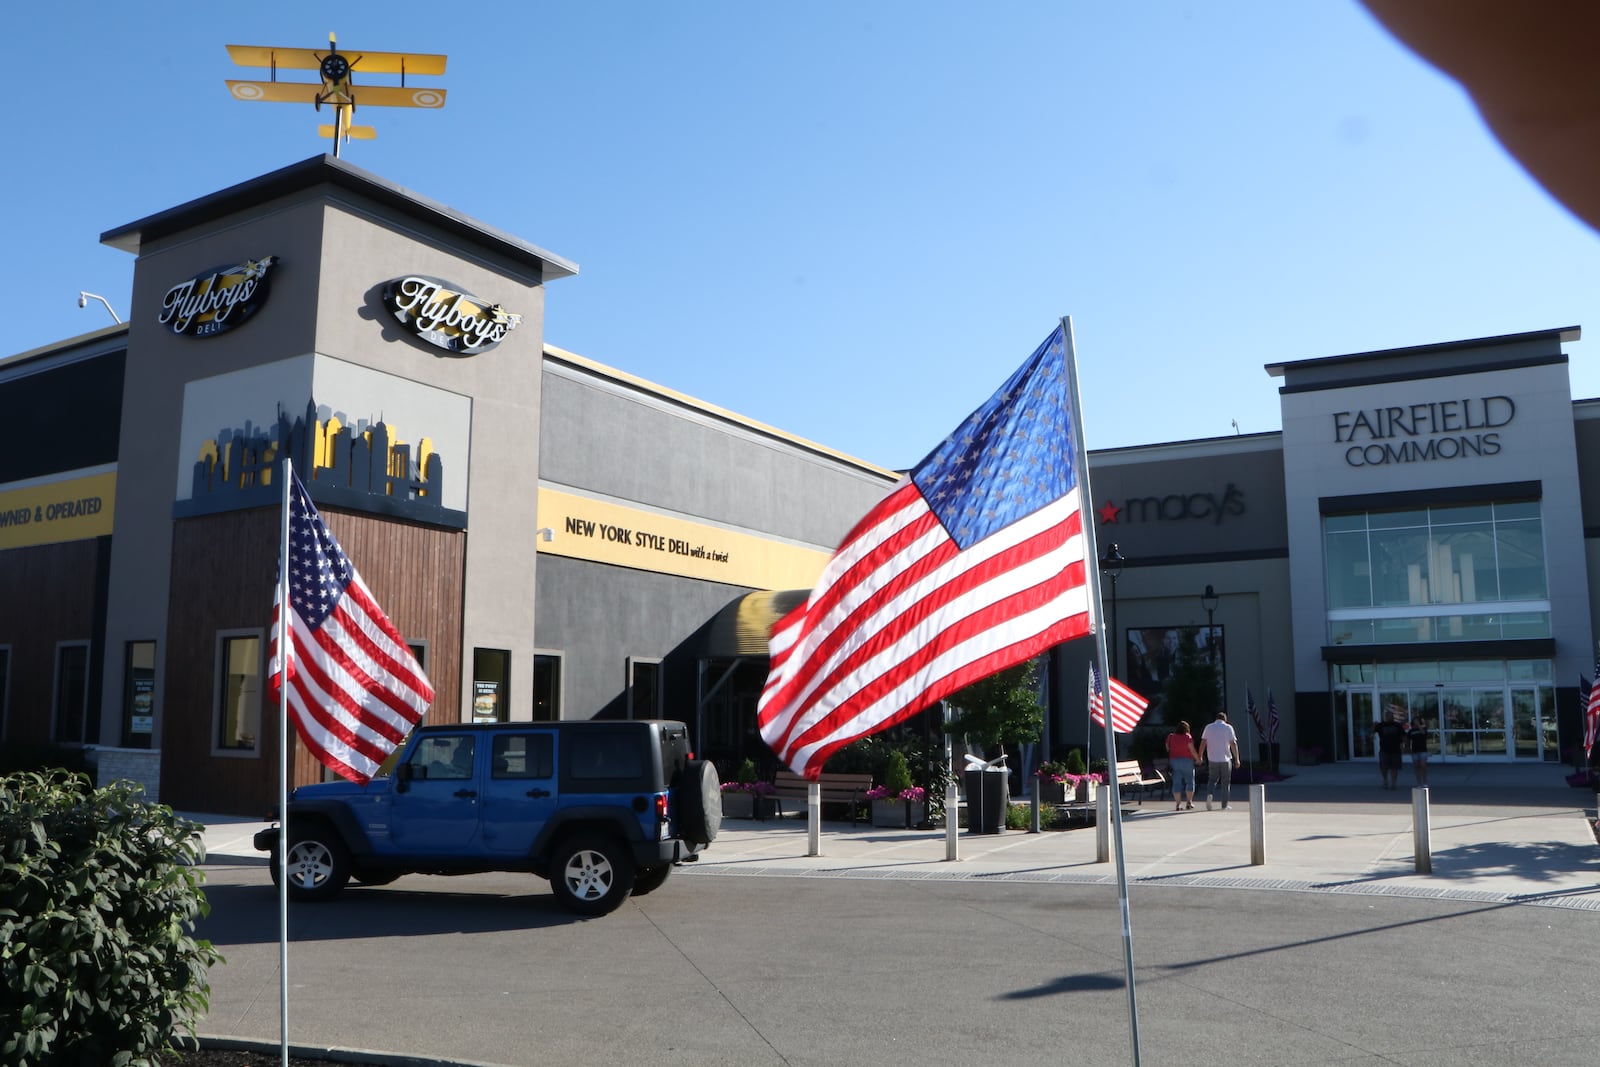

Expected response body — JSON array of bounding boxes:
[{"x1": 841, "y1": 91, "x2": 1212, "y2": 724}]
[
  {"x1": 491, "y1": 733, "x2": 553, "y2": 779},
  {"x1": 568, "y1": 732, "x2": 646, "y2": 781},
  {"x1": 415, "y1": 735, "x2": 475, "y2": 780}
]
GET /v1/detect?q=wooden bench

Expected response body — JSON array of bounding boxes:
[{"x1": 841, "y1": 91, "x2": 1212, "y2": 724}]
[
  {"x1": 1114, "y1": 759, "x2": 1169, "y2": 805},
  {"x1": 771, "y1": 770, "x2": 875, "y2": 825}
]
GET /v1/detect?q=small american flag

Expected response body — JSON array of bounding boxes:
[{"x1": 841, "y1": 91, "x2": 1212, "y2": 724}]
[
  {"x1": 1266, "y1": 688, "x2": 1281, "y2": 744},
  {"x1": 1089, "y1": 661, "x2": 1148, "y2": 734},
  {"x1": 1586, "y1": 648, "x2": 1600, "y2": 757},
  {"x1": 759, "y1": 325, "x2": 1091, "y2": 778},
  {"x1": 269, "y1": 472, "x2": 434, "y2": 784},
  {"x1": 1246, "y1": 687, "x2": 1267, "y2": 740}
]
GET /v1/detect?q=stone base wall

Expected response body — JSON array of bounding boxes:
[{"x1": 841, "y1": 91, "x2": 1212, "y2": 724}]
[{"x1": 90, "y1": 747, "x2": 162, "y2": 803}]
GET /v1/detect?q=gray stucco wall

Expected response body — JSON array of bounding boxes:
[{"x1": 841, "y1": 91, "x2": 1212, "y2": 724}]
[
  {"x1": 539, "y1": 362, "x2": 894, "y2": 546},
  {"x1": 535, "y1": 355, "x2": 900, "y2": 722}
]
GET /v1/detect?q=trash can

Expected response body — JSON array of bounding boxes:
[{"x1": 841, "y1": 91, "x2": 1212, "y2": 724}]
[{"x1": 964, "y1": 766, "x2": 1008, "y2": 834}]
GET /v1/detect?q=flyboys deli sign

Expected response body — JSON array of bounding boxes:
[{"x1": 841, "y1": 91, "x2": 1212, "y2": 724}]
[
  {"x1": 383, "y1": 276, "x2": 521, "y2": 354},
  {"x1": 159, "y1": 256, "x2": 276, "y2": 337}
]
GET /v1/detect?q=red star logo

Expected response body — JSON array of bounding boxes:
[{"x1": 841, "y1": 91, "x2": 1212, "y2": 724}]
[{"x1": 1097, "y1": 500, "x2": 1121, "y2": 525}]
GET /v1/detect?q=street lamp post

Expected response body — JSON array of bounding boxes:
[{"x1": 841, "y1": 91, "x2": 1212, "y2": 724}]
[
  {"x1": 1201, "y1": 584, "x2": 1221, "y2": 723},
  {"x1": 1100, "y1": 544, "x2": 1126, "y2": 677},
  {"x1": 1201, "y1": 584, "x2": 1219, "y2": 669}
]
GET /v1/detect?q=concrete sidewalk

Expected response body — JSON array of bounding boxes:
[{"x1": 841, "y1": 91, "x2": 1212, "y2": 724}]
[{"x1": 187, "y1": 759, "x2": 1600, "y2": 909}]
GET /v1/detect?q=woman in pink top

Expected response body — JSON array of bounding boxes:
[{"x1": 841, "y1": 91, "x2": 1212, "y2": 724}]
[{"x1": 1165, "y1": 721, "x2": 1198, "y2": 810}]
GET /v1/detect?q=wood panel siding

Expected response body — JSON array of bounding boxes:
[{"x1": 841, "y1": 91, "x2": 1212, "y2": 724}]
[
  {"x1": 161, "y1": 506, "x2": 464, "y2": 815},
  {"x1": 0, "y1": 539, "x2": 103, "y2": 745}
]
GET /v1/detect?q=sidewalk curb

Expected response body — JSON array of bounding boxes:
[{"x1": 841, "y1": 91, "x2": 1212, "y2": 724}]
[{"x1": 193, "y1": 1034, "x2": 517, "y2": 1067}]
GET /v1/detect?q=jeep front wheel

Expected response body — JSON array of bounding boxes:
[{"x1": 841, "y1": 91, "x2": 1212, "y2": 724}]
[
  {"x1": 271, "y1": 828, "x2": 351, "y2": 902},
  {"x1": 550, "y1": 835, "x2": 634, "y2": 916}
]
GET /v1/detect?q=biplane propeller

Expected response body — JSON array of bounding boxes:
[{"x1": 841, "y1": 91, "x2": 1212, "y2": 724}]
[{"x1": 226, "y1": 34, "x2": 447, "y2": 156}]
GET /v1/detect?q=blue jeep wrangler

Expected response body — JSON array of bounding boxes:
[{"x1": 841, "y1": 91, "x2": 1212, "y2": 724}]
[{"x1": 254, "y1": 719, "x2": 720, "y2": 916}]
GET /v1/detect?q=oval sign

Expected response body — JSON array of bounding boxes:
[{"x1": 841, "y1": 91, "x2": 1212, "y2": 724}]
[
  {"x1": 158, "y1": 256, "x2": 277, "y2": 338},
  {"x1": 383, "y1": 276, "x2": 521, "y2": 355}
]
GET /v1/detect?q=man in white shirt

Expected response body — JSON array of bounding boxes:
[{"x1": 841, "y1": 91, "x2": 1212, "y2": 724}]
[{"x1": 1196, "y1": 711, "x2": 1240, "y2": 810}]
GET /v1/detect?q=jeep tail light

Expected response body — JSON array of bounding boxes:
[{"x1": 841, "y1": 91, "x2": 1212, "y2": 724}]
[{"x1": 655, "y1": 794, "x2": 669, "y2": 822}]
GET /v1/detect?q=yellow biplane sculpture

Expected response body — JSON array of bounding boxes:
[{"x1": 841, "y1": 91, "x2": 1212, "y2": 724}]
[{"x1": 226, "y1": 34, "x2": 447, "y2": 156}]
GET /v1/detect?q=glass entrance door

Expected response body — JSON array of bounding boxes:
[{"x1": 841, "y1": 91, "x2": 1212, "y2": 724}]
[{"x1": 1343, "y1": 683, "x2": 1553, "y2": 761}]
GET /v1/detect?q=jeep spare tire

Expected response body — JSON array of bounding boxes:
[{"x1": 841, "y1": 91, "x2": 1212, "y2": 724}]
[{"x1": 675, "y1": 758, "x2": 721, "y2": 846}]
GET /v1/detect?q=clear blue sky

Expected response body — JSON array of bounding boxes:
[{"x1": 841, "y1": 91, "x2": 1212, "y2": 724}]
[{"x1": 15, "y1": 2, "x2": 1600, "y2": 468}]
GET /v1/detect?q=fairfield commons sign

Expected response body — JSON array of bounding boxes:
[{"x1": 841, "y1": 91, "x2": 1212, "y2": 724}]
[{"x1": 1333, "y1": 395, "x2": 1514, "y2": 468}]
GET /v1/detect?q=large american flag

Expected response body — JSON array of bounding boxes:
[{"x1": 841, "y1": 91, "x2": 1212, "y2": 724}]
[
  {"x1": 759, "y1": 325, "x2": 1091, "y2": 778},
  {"x1": 269, "y1": 472, "x2": 434, "y2": 784},
  {"x1": 1088, "y1": 661, "x2": 1149, "y2": 734}
]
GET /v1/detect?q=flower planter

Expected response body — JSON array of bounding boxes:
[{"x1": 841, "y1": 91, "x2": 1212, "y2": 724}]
[
  {"x1": 1036, "y1": 780, "x2": 1067, "y2": 805},
  {"x1": 1075, "y1": 780, "x2": 1097, "y2": 805},
  {"x1": 722, "y1": 792, "x2": 755, "y2": 819},
  {"x1": 871, "y1": 798, "x2": 926, "y2": 828}
]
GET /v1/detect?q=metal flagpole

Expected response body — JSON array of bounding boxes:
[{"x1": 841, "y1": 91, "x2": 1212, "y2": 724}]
[
  {"x1": 1059, "y1": 315, "x2": 1142, "y2": 1066},
  {"x1": 277, "y1": 457, "x2": 293, "y2": 1067}
]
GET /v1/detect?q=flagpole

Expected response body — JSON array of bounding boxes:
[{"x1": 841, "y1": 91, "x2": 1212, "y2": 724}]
[
  {"x1": 1059, "y1": 316, "x2": 1142, "y2": 1065},
  {"x1": 277, "y1": 457, "x2": 293, "y2": 1067}
]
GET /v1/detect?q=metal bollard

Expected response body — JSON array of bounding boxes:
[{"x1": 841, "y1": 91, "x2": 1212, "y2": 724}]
[
  {"x1": 1413, "y1": 786, "x2": 1432, "y2": 873},
  {"x1": 1096, "y1": 785, "x2": 1110, "y2": 862},
  {"x1": 1030, "y1": 788, "x2": 1041, "y2": 833},
  {"x1": 945, "y1": 780, "x2": 960, "y2": 861},
  {"x1": 807, "y1": 781, "x2": 821, "y2": 857},
  {"x1": 1249, "y1": 783, "x2": 1265, "y2": 865}
]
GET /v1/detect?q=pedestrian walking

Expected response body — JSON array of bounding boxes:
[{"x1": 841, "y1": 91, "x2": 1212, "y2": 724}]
[
  {"x1": 1165, "y1": 721, "x2": 1199, "y2": 810},
  {"x1": 1407, "y1": 715, "x2": 1430, "y2": 787},
  {"x1": 1195, "y1": 711, "x2": 1239, "y2": 810},
  {"x1": 1374, "y1": 708, "x2": 1408, "y2": 790}
]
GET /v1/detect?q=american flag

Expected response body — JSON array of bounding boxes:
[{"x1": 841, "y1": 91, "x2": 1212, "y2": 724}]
[
  {"x1": 1246, "y1": 687, "x2": 1267, "y2": 740},
  {"x1": 1586, "y1": 648, "x2": 1600, "y2": 757},
  {"x1": 759, "y1": 325, "x2": 1091, "y2": 777},
  {"x1": 269, "y1": 472, "x2": 434, "y2": 784},
  {"x1": 1266, "y1": 688, "x2": 1280, "y2": 744},
  {"x1": 1089, "y1": 661, "x2": 1149, "y2": 734}
]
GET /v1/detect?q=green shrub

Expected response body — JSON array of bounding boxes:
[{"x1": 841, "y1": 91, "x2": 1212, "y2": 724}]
[
  {"x1": 0, "y1": 771, "x2": 223, "y2": 1066},
  {"x1": 736, "y1": 758, "x2": 758, "y2": 784},
  {"x1": 1063, "y1": 748, "x2": 1087, "y2": 776},
  {"x1": 882, "y1": 751, "x2": 914, "y2": 795},
  {"x1": 1004, "y1": 802, "x2": 1032, "y2": 830}
]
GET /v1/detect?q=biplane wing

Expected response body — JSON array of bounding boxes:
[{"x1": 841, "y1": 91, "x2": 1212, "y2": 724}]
[
  {"x1": 226, "y1": 43, "x2": 447, "y2": 78},
  {"x1": 227, "y1": 80, "x2": 322, "y2": 105},
  {"x1": 346, "y1": 85, "x2": 447, "y2": 109}
]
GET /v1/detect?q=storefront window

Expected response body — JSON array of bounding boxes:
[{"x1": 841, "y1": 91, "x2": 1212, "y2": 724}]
[
  {"x1": 1324, "y1": 500, "x2": 1549, "y2": 645},
  {"x1": 628, "y1": 657, "x2": 661, "y2": 719},
  {"x1": 54, "y1": 643, "x2": 90, "y2": 744},
  {"x1": 533, "y1": 653, "x2": 560, "y2": 721},
  {"x1": 0, "y1": 646, "x2": 10, "y2": 740},
  {"x1": 122, "y1": 641, "x2": 157, "y2": 749},
  {"x1": 217, "y1": 635, "x2": 260, "y2": 752},
  {"x1": 473, "y1": 648, "x2": 509, "y2": 723}
]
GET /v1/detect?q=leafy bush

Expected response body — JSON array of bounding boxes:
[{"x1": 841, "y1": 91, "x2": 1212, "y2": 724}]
[
  {"x1": 882, "y1": 751, "x2": 914, "y2": 795},
  {"x1": 1, "y1": 771, "x2": 223, "y2": 1066}
]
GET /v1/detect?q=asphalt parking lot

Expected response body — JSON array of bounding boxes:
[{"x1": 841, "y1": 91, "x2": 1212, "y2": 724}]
[{"x1": 185, "y1": 761, "x2": 1600, "y2": 1065}]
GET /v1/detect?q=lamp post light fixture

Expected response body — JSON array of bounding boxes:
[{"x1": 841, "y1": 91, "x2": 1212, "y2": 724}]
[
  {"x1": 77, "y1": 291, "x2": 122, "y2": 324},
  {"x1": 1201, "y1": 584, "x2": 1219, "y2": 667},
  {"x1": 1100, "y1": 543, "x2": 1126, "y2": 678}
]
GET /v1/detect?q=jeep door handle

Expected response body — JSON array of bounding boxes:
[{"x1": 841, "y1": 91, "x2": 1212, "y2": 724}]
[
  {"x1": 454, "y1": 789, "x2": 478, "y2": 799},
  {"x1": 526, "y1": 788, "x2": 551, "y2": 798}
]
